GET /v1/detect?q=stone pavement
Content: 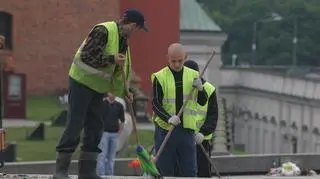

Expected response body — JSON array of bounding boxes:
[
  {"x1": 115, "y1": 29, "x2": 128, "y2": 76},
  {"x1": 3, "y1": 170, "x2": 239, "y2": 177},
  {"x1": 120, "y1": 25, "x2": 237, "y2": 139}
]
[{"x1": 0, "y1": 175, "x2": 320, "y2": 179}]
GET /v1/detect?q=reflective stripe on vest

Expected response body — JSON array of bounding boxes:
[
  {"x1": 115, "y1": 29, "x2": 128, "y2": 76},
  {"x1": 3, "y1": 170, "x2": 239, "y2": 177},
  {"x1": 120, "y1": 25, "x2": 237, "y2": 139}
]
[
  {"x1": 72, "y1": 59, "x2": 112, "y2": 80},
  {"x1": 162, "y1": 95, "x2": 197, "y2": 104},
  {"x1": 167, "y1": 108, "x2": 198, "y2": 117},
  {"x1": 151, "y1": 66, "x2": 200, "y2": 130}
]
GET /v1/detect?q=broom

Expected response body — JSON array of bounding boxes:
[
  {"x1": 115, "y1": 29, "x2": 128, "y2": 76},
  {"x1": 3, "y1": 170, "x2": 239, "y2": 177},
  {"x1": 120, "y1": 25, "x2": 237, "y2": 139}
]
[
  {"x1": 128, "y1": 145, "x2": 158, "y2": 177},
  {"x1": 120, "y1": 69, "x2": 160, "y2": 177},
  {"x1": 154, "y1": 50, "x2": 216, "y2": 164}
]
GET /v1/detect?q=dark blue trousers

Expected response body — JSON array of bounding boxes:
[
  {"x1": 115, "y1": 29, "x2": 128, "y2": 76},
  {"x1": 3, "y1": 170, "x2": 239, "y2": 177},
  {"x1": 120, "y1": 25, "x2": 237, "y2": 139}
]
[
  {"x1": 56, "y1": 77, "x2": 104, "y2": 153},
  {"x1": 154, "y1": 124, "x2": 197, "y2": 177}
]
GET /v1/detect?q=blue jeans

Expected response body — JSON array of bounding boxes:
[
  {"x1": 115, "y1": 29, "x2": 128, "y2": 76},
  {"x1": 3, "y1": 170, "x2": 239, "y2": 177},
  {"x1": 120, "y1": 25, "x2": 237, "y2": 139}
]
[
  {"x1": 96, "y1": 132, "x2": 118, "y2": 176},
  {"x1": 154, "y1": 125, "x2": 197, "y2": 177}
]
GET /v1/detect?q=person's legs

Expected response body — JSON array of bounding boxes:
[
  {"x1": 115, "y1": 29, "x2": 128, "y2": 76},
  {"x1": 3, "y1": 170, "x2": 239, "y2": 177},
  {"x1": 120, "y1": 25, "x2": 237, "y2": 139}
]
[
  {"x1": 54, "y1": 77, "x2": 94, "y2": 179},
  {"x1": 78, "y1": 91, "x2": 104, "y2": 179},
  {"x1": 154, "y1": 125, "x2": 176, "y2": 177},
  {"x1": 105, "y1": 132, "x2": 118, "y2": 175},
  {"x1": 173, "y1": 157, "x2": 181, "y2": 176},
  {"x1": 197, "y1": 140, "x2": 213, "y2": 177},
  {"x1": 177, "y1": 127, "x2": 197, "y2": 177},
  {"x1": 96, "y1": 132, "x2": 109, "y2": 176}
]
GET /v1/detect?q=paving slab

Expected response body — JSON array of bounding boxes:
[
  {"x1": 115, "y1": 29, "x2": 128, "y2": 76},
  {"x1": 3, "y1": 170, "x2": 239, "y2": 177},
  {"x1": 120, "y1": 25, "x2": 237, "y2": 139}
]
[{"x1": 0, "y1": 175, "x2": 320, "y2": 179}]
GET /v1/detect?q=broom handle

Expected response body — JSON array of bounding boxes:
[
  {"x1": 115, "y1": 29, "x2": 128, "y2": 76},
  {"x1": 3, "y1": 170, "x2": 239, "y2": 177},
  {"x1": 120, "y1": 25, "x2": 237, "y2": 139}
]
[
  {"x1": 121, "y1": 69, "x2": 140, "y2": 145},
  {"x1": 199, "y1": 143, "x2": 221, "y2": 178},
  {"x1": 154, "y1": 50, "x2": 216, "y2": 163}
]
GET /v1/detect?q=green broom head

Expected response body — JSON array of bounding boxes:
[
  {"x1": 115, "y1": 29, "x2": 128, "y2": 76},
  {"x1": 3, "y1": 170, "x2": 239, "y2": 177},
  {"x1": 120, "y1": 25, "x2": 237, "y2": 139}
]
[{"x1": 136, "y1": 145, "x2": 160, "y2": 177}]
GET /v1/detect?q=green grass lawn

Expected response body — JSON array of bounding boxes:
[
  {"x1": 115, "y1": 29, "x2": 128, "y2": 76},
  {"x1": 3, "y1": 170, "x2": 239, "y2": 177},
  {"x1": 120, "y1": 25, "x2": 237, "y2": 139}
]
[
  {"x1": 5, "y1": 126, "x2": 154, "y2": 161},
  {"x1": 26, "y1": 95, "x2": 63, "y2": 121},
  {"x1": 22, "y1": 95, "x2": 154, "y2": 161}
]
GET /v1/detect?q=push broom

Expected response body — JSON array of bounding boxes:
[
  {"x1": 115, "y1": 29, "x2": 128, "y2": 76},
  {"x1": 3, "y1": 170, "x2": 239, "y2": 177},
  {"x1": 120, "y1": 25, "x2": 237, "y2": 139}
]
[
  {"x1": 153, "y1": 49, "x2": 221, "y2": 178},
  {"x1": 120, "y1": 69, "x2": 161, "y2": 178}
]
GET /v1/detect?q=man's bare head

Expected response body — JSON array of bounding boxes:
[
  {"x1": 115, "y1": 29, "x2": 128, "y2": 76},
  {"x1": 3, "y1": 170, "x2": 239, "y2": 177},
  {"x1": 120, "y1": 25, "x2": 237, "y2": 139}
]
[{"x1": 167, "y1": 43, "x2": 187, "y2": 71}]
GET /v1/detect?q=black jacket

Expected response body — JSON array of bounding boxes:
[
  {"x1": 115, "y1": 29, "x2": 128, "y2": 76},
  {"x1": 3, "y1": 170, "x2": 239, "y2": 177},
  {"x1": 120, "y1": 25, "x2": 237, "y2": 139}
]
[{"x1": 199, "y1": 80, "x2": 218, "y2": 136}]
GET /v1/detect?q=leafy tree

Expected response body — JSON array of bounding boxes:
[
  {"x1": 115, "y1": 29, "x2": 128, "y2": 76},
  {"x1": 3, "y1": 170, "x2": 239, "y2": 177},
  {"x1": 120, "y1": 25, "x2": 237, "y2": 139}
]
[{"x1": 197, "y1": 0, "x2": 320, "y2": 66}]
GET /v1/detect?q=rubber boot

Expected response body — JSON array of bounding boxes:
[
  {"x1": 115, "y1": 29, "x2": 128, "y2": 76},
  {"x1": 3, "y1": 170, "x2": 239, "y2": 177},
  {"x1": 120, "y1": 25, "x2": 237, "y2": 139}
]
[
  {"x1": 78, "y1": 151, "x2": 101, "y2": 179},
  {"x1": 53, "y1": 152, "x2": 73, "y2": 179}
]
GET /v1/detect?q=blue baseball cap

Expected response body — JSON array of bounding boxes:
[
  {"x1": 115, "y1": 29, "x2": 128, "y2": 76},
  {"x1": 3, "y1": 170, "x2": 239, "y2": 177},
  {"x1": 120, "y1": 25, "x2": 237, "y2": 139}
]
[{"x1": 123, "y1": 9, "x2": 149, "y2": 32}]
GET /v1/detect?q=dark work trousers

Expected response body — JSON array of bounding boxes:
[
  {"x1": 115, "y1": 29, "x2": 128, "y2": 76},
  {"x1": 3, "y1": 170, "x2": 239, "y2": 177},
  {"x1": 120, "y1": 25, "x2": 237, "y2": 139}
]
[
  {"x1": 154, "y1": 124, "x2": 197, "y2": 177},
  {"x1": 56, "y1": 77, "x2": 104, "y2": 153},
  {"x1": 173, "y1": 159, "x2": 181, "y2": 176},
  {"x1": 197, "y1": 139, "x2": 213, "y2": 177}
]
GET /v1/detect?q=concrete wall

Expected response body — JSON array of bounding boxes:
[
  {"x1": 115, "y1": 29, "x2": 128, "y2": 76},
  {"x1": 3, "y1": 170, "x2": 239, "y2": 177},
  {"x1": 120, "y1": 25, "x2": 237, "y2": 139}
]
[
  {"x1": 220, "y1": 68, "x2": 320, "y2": 154},
  {"x1": 220, "y1": 68, "x2": 320, "y2": 100},
  {"x1": 3, "y1": 154, "x2": 320, "y2": 175}
]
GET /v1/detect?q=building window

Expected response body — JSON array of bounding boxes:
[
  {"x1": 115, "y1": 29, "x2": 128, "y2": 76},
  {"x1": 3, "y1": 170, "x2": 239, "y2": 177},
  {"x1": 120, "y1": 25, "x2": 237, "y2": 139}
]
[
  {"x1": 247, "y1": 126, "x2": 252, "y2": 152},
  {"x1": 0, "y1": 11, "x2": 13, "y2": 50},
  {"x1": 271, "y1": 131, "x2": 276, "y2": 153},
  {"x1": 255, "y1": 127, "x2": 260, "y2": 153},
  {"x1": 262, "y1": 129, "x2": 268, "y2": 153},
  {"x1": 291, "y1": 137, "x2": 298, "y2": 153}
]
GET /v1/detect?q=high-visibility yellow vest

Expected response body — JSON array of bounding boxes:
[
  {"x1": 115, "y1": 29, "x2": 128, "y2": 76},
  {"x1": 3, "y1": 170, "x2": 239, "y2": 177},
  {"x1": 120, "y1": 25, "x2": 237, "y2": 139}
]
[
  {"x1": 196, "y1": 82, "x2": 216, "y2": 140},
  {"x1": 69, "y1": 21, "x2": 131, "y2": 96},
  {"x1": 151, "y1": 66, "x2": 200, "y2": 130}
]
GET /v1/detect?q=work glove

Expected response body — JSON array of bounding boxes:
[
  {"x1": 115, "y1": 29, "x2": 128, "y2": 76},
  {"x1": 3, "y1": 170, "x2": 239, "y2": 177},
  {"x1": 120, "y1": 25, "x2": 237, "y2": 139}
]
[
  {"x1": 168, "y1": 115, "x2": 180, "y2": 126},
  {"x1": 195, "y1": 132, "x2": 205, "y2": 144},
  {"x1": 192, "y1": 78, "x2": 203, "y2": 91}
]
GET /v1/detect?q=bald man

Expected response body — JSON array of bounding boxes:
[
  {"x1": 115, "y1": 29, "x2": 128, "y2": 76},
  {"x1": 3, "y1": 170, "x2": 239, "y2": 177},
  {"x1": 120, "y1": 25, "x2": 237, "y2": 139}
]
[{"x1": 151, "y1": 43, "x2": 208, "y2": 177}]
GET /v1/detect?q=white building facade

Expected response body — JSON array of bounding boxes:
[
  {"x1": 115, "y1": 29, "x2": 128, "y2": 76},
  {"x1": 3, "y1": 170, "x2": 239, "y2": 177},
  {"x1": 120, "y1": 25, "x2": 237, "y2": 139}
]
[{"x1": 220, "y1": 67, "x2": 320, "y2": 154}]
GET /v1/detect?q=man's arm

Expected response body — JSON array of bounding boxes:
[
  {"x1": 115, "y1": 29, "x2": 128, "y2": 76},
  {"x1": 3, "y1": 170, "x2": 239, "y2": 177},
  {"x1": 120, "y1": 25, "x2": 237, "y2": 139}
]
[
  {"x1": 119, "y1": 103, "x2": 125, "y2": 123},
  {"x1": 199, "y1": 91, "x2": 218, "y2": 136},
  {"x1": 152, "y1": 77, "x2": 172, "y2": 122},
  {"x1": 80, "y1": 25, "x2": 115, "y2": 68},
  {"x1": 197, "y1": 79, "x2": 208, "y2": 106}
]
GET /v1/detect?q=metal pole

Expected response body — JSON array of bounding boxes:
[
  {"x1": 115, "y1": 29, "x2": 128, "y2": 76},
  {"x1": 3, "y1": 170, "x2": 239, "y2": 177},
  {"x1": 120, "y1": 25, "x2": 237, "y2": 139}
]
[
  {"x1": 251, "y1": 22, "x2": 258, "y2": 65},
  {"x1": 0, "y1": 56, "x2": 2, "y2": 128},
  {"x1": 0, "y1": 35, "x2": 4, "y2": 129},
  {"x1": 0, "y1": 58, "x2": 2, "y2": 128},
  {"x1": 292, "y1": 19, "x2": 298, "y2": 67}
]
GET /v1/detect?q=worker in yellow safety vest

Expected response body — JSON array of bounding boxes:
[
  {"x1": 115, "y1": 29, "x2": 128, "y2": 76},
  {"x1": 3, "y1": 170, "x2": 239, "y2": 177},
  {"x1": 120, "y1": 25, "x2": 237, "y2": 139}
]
[
  {"x1": 53, "y1": 9, "x2": 148, "y2": 179},
  {"x1": 184, "y1": 60, "x2": 218, "y2": 177},
  {"x1": 151, "y1": 43, "x2": 208, "y2": 177}
]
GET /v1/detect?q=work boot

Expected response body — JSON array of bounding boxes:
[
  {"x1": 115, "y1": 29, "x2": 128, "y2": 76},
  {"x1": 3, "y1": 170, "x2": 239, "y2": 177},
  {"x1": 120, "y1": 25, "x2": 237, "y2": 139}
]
[
  {"x1": 53, "y1": 152, "x2": 73, "y2": 179},
  {"x1": 78, "y1": 151, "x2": 101, "y2": 179}
]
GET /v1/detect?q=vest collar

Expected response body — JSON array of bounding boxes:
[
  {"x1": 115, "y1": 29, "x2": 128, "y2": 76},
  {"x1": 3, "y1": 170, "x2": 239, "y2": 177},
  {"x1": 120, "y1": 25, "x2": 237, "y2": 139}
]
[{"x1": 167, "y1": 65, "x2": 184, "y2": 74}]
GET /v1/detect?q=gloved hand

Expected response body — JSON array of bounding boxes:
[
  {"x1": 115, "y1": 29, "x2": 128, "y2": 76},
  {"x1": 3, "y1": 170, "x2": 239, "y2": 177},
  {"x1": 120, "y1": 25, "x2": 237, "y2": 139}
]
[
  {"x1": 168, "y1": 115, "x2": 180, "y2": 126},
  {"x1": 195, "y1": 132, "x2": 205, "y2": 144},
  {"x1": 192, "y1": 78, "x2": 203, "y2": 91},
  {"x1": 125, "y1": 91, "x2": 134, "y2": 103}
]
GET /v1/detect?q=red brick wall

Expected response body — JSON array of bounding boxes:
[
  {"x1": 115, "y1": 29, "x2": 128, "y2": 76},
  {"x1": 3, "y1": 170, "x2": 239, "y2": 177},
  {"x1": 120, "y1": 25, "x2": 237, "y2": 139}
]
[
  {"x1": 0, "y1": 0, "x2": 119, "y2": 95},
  {"x1": 120, "y1": 0, "x2": 180, "y2": 112}
]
